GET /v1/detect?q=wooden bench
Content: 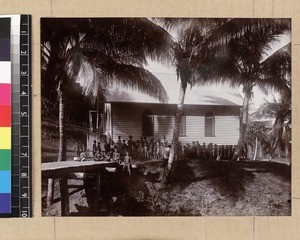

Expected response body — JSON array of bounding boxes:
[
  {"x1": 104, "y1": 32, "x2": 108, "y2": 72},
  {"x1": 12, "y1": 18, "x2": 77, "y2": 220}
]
[{"x1": 42, "y1": 160, "x2": 117, "y2": 216}]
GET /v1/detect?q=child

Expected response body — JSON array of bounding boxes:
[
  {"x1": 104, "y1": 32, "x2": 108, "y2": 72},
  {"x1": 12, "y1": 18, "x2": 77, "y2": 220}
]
[
  {"x1": 143, "y1": 137, "x2": 148, "y2": 158},
  {"x1": 74, "y1": 142, "x2": 80, "y2": 157},
  {"x1": 79, "y1": 147, "x2": 87, "y2": 161},
  {"x1": 159, "y1": 141, "x2": 164, "y2": 160},
  {"x1": 112, "y1": 148, "x2": 120, "y2": 163},
  {"x1": 148, "y1": 138, "x2": 154, "y2": 160},
  {"x1": 162, "y1": 143, "x2": 171, "y2": 171},
  {"x1": 123, "y1": 151, "x2": 132, "y2": 175},
  {"x1": 92, "y1": 140, "x2": 97, "y2": 157}
]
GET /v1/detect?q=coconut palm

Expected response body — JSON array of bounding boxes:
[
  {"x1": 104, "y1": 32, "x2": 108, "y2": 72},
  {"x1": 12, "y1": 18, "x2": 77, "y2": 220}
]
[
  {"x1": 155, "y1": 18, "x2": 290, "y2": 182},
  {"x1": 255, "y1": 42, "x2": 291, "y2": 158},
  {"x1": 196, "y1": 19, "x2": 291, "y2": 160},
  {"x1": 41, "y1": 19, "x2": 173, "y2": 212},
  {"x1": 41, "y1": 18, "x2": 172, "y2": 163},
  {"x1": 153, "y1": 19, "x2": 226, "y2": 182}
]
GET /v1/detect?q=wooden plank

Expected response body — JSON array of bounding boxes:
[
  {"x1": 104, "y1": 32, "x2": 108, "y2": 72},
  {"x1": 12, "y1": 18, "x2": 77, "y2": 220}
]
[{"x1": 41, "y1": 160, "x2": 117, "y2": 178}]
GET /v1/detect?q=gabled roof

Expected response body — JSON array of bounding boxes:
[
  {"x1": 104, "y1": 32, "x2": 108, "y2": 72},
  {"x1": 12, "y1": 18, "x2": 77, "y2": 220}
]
[{"x1": 106, "y1": 72, "x2": 243, "y2": 106}]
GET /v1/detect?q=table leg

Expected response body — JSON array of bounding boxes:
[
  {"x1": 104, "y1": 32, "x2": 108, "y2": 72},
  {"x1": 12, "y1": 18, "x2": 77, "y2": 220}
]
[
  {"x1": 47, "y1": 178, "x2": 54, "y2": 207},
  {"x1": 59, "y1": 178, "x2": 70, "y2": 216},
  {"x1": 94, "y1": 173, "x2": 101, "y2": 213}
]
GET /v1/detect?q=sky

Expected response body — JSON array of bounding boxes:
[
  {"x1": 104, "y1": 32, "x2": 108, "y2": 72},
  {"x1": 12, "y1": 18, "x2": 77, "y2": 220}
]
[
  {"x1": 139, "y1": 32, "x2": 291, "y2": 112},
  {"x1": 77, "y1": 21, "x2": 291, "y2": 113}
]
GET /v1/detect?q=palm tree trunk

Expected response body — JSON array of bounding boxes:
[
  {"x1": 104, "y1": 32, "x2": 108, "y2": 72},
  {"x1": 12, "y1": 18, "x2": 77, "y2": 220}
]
[
  {"x1": 163, "y1": 81, "x2": 186, "y2": 183},
  {"x1": 46, "y1": 39, "x2": 61, "y2": 207},
  {"x1": 232, "y1": 84, "x2": 252, "y2": 160},
  {"x1": 58, "y1": 88, "x2": 67, "y2": 162},
  {"x1": 57, "y1": 86, "x2": 69, "y2": 215},
  {"x1": 46, "y1": 87, "x2": 68, "y2": 208},
  {"x1": 253, "y1": 137, "x2": 258, "y2": 161},
  {"x1": 272, "y1": 116, "x2": 284, "y2": 157}
]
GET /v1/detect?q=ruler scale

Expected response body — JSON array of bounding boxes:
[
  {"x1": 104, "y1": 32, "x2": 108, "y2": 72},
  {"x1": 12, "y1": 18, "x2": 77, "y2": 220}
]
[{"x1": 0, "y1": 14, "x2": 31, "y2": 218}]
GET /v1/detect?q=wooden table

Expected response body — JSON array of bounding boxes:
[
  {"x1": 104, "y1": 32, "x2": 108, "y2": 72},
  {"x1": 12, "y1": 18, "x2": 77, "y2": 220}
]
[{"x1": 42, "y1": 160, "x2": 117, "y2": 216}]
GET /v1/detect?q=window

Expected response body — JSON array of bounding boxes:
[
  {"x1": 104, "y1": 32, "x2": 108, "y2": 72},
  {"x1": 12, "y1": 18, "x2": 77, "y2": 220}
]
[
  {"x1": 205, "y1": 112, "x2": 215, "y2": 137},
  {"x1": 179, "y1": 115, "x2": 186, "y2": 136},
  {"x1": 142, "y1": 109, "x2": 154, "y2": 137}
]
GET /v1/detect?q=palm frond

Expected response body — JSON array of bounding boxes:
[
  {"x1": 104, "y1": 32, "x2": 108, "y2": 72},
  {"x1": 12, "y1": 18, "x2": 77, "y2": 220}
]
[
  {"x1": 258, "y1": 42, "x2": 291, "y2": 95},
  {"x1": 101, "y1": 63, "x2": 169, "y2": 103}
]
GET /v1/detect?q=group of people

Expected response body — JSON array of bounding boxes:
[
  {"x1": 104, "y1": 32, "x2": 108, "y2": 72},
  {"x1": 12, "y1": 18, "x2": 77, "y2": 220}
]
[
  {"x1": 108, "y1": 136, "x2": 236, "y2": 162},
  {"x1": 92, "y1": 139, "x2": 132, "y2": 175},
  {"x1": 74, "y1": 142, "x2": 87, "y2": 161},
  {"x1": 119, "y1": 135, "x2": 171, "y2": 161},
  {"x1": 74, "y1": 136, "x2": 236, "y2": 175}
]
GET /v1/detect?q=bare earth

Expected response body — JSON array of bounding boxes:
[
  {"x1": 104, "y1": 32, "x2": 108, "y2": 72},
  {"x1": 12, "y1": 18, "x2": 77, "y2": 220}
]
[
  {"x1": 42, "y1": 159, "x2": 291, "y2": 216},
  {"x1": 41, "y1": 125, "x2": 291, "y2": 216}
]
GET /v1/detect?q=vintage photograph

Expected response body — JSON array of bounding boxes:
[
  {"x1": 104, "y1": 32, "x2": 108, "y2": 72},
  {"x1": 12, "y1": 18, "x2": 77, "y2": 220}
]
[{"x1": 41, "y1": 18, "x2": 291, "y2": 216}]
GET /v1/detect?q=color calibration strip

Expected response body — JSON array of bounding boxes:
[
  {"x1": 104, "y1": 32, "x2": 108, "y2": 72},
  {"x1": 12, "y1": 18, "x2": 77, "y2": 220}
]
[
  {"x1": 0, "y1": 15, "x2": 31, "y2": 218},
  {"x1": 0, "y1": 18, "x2": 12, "y2": 214}
]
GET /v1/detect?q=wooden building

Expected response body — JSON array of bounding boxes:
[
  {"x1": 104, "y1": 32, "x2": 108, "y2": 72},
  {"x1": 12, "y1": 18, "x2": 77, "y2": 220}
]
[{"x1": 101, "y1": 82, "x2": 243, "y2": 146}]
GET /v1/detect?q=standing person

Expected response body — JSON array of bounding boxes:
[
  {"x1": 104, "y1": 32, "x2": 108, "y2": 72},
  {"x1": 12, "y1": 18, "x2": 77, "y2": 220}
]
[
  {"x1": 81, "y1": 143, "x2": 86, "y2": 153},
  {"x1": 139, "y1": 136, "x2": 144, "y2": 154},
  {"x1": 191, "y1": 141, "x2": 197, "y2": 159},
  {"x1": 161, "y1": 135, "x2": 168, "y2": 146},
  {"x1": 127, "y1": 135, "x2": 133, "y2": 154},
  {"x1": 95, "y1": 142, "x2": 101, "y2": 161},
  {"x1": 120, "y1": 139, "x2": 127, "y2": 160},
  {"x1": 103, "y1": 136, "x2": 110, "y2": 154},
  {"x1": 116, "y1": 136, "x2": 122, "y2": 154},
  {"x1": 159, "y1": 141, "x2": 164, "y2": 160},
  {"x1": 123, "y1": 151, "x2": 132, "y2": 176},
  {"x1": 196, "y1": 141, "x2": 200, "y2": 160},
  {"x1": 148, "y1": 138, "x2": 154, "y2": 160},
  {"x1": 202, "y1": 142, "x2": 207, "y2": 160},
  {"x1": 162, "y1": 143, "x2": 171, "y2": 171},
  {"x1": 74, "y1": 142, "x2": 80, "y2": 157},
  {"x1": 177, "y1": 141, "x2": 183, "y2": 161},
  {"x1": 143, "y1": 137, "x2": 148, "y2": 158},
  {"x1": 92, "y1": 140, "x2": 97, "y2": 157},
  {"x1": 153, "y1": 141, "x2": 158, "y2": 160}
]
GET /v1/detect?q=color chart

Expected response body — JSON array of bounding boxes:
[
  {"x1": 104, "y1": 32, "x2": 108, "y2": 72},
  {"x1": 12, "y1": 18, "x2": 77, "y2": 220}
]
[
  {"x1": 0, "y1": 17, "x2": 12, "y2": 214},
  {"x1": 0, "y1": 15, "x2": 31, "y2": 218}
]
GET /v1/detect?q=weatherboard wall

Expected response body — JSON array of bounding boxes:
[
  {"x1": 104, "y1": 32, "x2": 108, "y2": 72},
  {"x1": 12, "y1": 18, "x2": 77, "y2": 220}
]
[{"x1": 110, "y1": 102, "x2": 240, "y2": 145}]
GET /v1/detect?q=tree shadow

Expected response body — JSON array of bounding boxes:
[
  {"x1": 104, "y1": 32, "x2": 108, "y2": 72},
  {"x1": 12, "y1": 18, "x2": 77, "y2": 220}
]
[{"x1": 169, "y1": 159, "x2": 255, "y2": 200}]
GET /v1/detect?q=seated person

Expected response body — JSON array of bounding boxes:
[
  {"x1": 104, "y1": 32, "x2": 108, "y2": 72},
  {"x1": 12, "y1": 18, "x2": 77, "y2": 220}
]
[
  {"x1": 112, "y1": 148, "x2": 120, "y2": 163},
  {"x1": 80, "y1": 149, "x2": 87, "y2": 161}
]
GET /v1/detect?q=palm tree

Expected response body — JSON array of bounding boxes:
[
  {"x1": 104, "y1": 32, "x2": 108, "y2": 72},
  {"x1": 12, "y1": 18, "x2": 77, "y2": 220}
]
[
  {"x1": 254, "y1": 99, "x2": 291, "y2": 159},
  {"x1": 41, "y1": 18, "x2": 172, "y2": 162},
  {"x1": 196, "y1": 19, "x2": 290, "y2": 160},
  {"x1": 255, "y1": 42, "x2": 291, "y2": 158},
  {"x1": 155, "y1": 18, "x2": 232, "y2": 182},
  {"x1": 41, "y1": 18, "x2": 172, "y2": 211},
  {"x1": 155, "y1": 18, "x2": 290, "y2": 182}
]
